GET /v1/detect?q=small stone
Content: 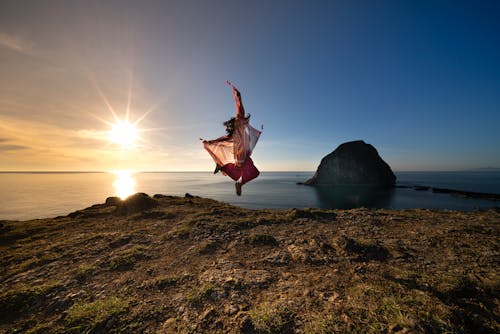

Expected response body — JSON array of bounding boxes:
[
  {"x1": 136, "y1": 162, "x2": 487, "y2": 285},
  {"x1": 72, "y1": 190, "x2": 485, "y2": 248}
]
[
  {"x1": 225, "y1": 304, "x2": 239, "y2": 316},
  {"x1": 162, "y1": 318, "x2": 177, "y2": 328},
  {"x1": 246, "y1": 270, "x2": 273, "y2": 287},
  {"x1": 303, "y1": 288, "x2": 313, "y2": 298},
  {"x1": 264, "y1": 251, "x2": 291, "y2": 265},
  {"x1": 328, "y1": 292, "x2": 339, "y2": 302}
]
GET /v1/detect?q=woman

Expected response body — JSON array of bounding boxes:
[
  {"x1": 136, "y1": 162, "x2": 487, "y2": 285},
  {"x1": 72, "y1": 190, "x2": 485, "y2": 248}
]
[{"x1": 203, "y1": 82, "x2": 261, "y2": 196}]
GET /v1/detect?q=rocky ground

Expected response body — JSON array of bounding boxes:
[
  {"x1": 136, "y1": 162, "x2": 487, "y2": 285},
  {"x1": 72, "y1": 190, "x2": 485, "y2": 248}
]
[{"x1": 0, "y1": 193, "x2": 499, "y2": 333}]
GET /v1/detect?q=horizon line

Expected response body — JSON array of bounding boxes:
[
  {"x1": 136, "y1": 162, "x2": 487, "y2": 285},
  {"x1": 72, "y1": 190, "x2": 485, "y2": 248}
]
[{"x1": 1, "y1": 168, "x2": 499, "y2": 174}]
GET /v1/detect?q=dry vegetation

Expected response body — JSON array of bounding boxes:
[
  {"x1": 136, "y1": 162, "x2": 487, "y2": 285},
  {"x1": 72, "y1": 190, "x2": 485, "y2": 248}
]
[{"x1": 1, "y1": 193, "x2": 499, "y2": 333}]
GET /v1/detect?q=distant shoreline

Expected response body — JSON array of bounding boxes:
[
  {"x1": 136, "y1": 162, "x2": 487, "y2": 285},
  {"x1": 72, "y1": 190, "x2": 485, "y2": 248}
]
[{"x1": 396, "y1": 184, "x2": 500, "y2": 201}]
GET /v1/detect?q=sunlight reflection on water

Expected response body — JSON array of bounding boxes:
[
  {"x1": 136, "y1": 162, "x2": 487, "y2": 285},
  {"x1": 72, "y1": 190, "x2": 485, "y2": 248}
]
[{"x1": 112, "y1": 170, "x2": 136, "y2": 199}]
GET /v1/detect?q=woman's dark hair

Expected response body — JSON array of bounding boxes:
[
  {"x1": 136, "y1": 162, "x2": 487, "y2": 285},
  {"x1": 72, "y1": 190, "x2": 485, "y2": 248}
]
[
  {"x1": 223, "y1": 118, "x2": 235, "y2": 135},
  {"x1": 223, "y1": 114, "x2": 250, "y2": 135}
]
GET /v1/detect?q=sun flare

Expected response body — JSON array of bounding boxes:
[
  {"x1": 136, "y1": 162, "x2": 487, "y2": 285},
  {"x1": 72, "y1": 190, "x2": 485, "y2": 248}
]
[{"x1": 108, "y1": 120, "x2": 138, "y2": 149}]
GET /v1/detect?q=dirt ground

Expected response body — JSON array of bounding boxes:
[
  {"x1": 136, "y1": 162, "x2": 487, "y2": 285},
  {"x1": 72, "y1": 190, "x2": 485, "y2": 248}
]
[{"x1": 1, "y1": 193, "x2": 499, "y2": 333}]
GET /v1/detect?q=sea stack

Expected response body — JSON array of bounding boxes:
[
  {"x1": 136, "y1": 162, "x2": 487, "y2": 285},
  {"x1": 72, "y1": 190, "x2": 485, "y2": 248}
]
[{"x1": 304, "y1": 140, "x2": 396, "y2": 187}]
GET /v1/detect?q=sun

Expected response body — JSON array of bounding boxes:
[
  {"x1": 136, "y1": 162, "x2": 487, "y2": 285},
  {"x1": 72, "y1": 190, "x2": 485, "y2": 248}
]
[{"x1": 108, "y1": 120, "x2": 139, "y2": 149}]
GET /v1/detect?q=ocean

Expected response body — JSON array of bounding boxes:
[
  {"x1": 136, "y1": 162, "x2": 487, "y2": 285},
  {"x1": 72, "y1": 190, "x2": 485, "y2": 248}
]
[{"x1": 0, "y1": 171, "x2": 499, "y2": 221}]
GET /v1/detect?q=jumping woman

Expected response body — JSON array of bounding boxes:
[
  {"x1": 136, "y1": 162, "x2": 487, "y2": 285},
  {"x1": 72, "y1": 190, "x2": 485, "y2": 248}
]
[{"x1": 202, "y1": 81, "x2": 262, "y2": 196}]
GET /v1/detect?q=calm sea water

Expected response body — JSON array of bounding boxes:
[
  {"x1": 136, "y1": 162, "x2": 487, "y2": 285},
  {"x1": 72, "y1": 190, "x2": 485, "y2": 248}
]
[{"x1": 0, "y1": 171, "x2": 499, "y2": 220}]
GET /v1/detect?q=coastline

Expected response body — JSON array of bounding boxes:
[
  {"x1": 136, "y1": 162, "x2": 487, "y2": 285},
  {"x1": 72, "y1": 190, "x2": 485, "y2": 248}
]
[
  {"x1": 396, "y1": 184, "x2": 500, "y2": 201},
  {"x1": 1, "y1": 193, "x2": 499, "y2": 333}
]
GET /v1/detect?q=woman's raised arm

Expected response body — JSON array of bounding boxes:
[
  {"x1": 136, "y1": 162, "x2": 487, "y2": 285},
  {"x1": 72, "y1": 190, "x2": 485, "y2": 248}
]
[{"x1": 227, "y1": 81, "x2": 245, "y2": 119}]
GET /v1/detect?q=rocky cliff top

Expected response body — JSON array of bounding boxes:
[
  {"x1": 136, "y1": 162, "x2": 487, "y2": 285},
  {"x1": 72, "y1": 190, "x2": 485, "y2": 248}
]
[{"x1": 1, "y1": 193, "x2": 499, "y2": 333}]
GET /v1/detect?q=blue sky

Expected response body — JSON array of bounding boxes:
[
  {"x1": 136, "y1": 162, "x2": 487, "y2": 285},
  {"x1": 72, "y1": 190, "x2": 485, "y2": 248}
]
[{"x1": 0, "y1": 0, "x2": 499, "y2": 171}]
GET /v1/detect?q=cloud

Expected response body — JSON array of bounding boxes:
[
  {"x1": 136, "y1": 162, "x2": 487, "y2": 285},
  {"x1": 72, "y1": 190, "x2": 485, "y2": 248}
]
[
  {"x1": 0, "y1": 32, "x2": 34, "y2": 54},
  {"x1": 0, "y1": 144, "x2": 28, "y2": 151},
  {"x1": 0, "y1": 136, "x2": 29, "y2": 151}
]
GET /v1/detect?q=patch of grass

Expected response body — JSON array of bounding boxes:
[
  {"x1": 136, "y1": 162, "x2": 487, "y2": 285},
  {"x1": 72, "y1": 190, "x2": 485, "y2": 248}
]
[
  {"x1": 377, "y1": 295, "x2": 411, "y2": 328},
  {"x1": 230, "y1": 218, "x2": 257, "y2": 230},
  {"x1": 256, "y1": 217, "x2": 274, "y2": 225},
  {"x1": 107, "y1": 245, "x2": 149, "y2": 270},
  {"x1": 246, "y1": 234, "x2": 278, "y2": 246},
  {"x1": 75, "y1": 263, "x2": 98, "y2": 281},
  {"x1": 347, "y1": 282, "x2": 380, "y2": 298},
  {"x1": 154, "y1": 275, "x2": 179, "y2": 290},
  {"x1": 170, "y1": 226, "x2": 192, "y2": 239},
  {"x1": 344, "y1": 237, "x2": 390, "y2": 261},
  {"x1": 443, "y1": 275, "x2": 491, "y2": 299},
  {"x1": 160, "y1": 317, "x2": 190, "y2": 333},
  {"x1": 198, "y1": 240, "x2": 218, "y2": 254},
  {"x1": 338, "y1": 283, "x2": 416, "y2": 332},
  {"x1": 65, "y1": 297, "x2": 129, "y2": 330},
  {"x1": 25, "y1": 322, "x2": 54, "y2": 334},
  {"x1": 286, "y1": 208, "x2": 336, "y2": 221},
  {"x1": 17, "y1": 257, "x2": 41, "y2": 271},
  {"x1": 304, "y1": 313, "x2": 341, "y2": 334},
  {"x1": 0, "y1": 290, "x2": 39, "y2": 323},
  {"x1": 178, "y1": 214, "x2": 215, "y2": 228},
  {"x1": 383, "y1": 272, "x2": 465, "y2": 332},
  {"x1": 434, "y1": 275, "x2": 500, "y2": 333},
  {"x1": 109, "y1": 235, "x2": 132, "y2": 249},
  {"x1": 185, "y1": 284, "x2": 215, "y2": 308},
  {"x1": 0, "y1": 282, "x2": 60, "y2": 322},
  {"x1": 418, "y1": 311, "x2": 454, "y2": 333},
  {"x1": 138, "y1": 210, "x2": 176, "y2": 219},
  {"x1": 18, "y1": 251, "x2": 59, "y2": 271},
  {"x1": 250, "y1": 302, "x2": 295, "y2": 333}
]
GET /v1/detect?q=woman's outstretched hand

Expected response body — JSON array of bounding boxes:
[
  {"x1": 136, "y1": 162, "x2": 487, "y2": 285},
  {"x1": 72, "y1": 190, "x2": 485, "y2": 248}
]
[{"x1": 226, "y1": 80, "x2": 240, "y2": 94}]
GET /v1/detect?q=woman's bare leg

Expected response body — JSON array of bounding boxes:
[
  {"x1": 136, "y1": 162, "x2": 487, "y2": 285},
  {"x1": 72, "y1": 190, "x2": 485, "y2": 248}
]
[{"x1": 235, "y1": 182, "x2": 242, "y2": 196}]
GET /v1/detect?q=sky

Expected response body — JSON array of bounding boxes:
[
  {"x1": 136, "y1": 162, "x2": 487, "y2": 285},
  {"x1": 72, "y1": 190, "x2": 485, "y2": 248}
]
[{"x1": 0, "y1": 0, "x2": 499, "y2": 172}]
